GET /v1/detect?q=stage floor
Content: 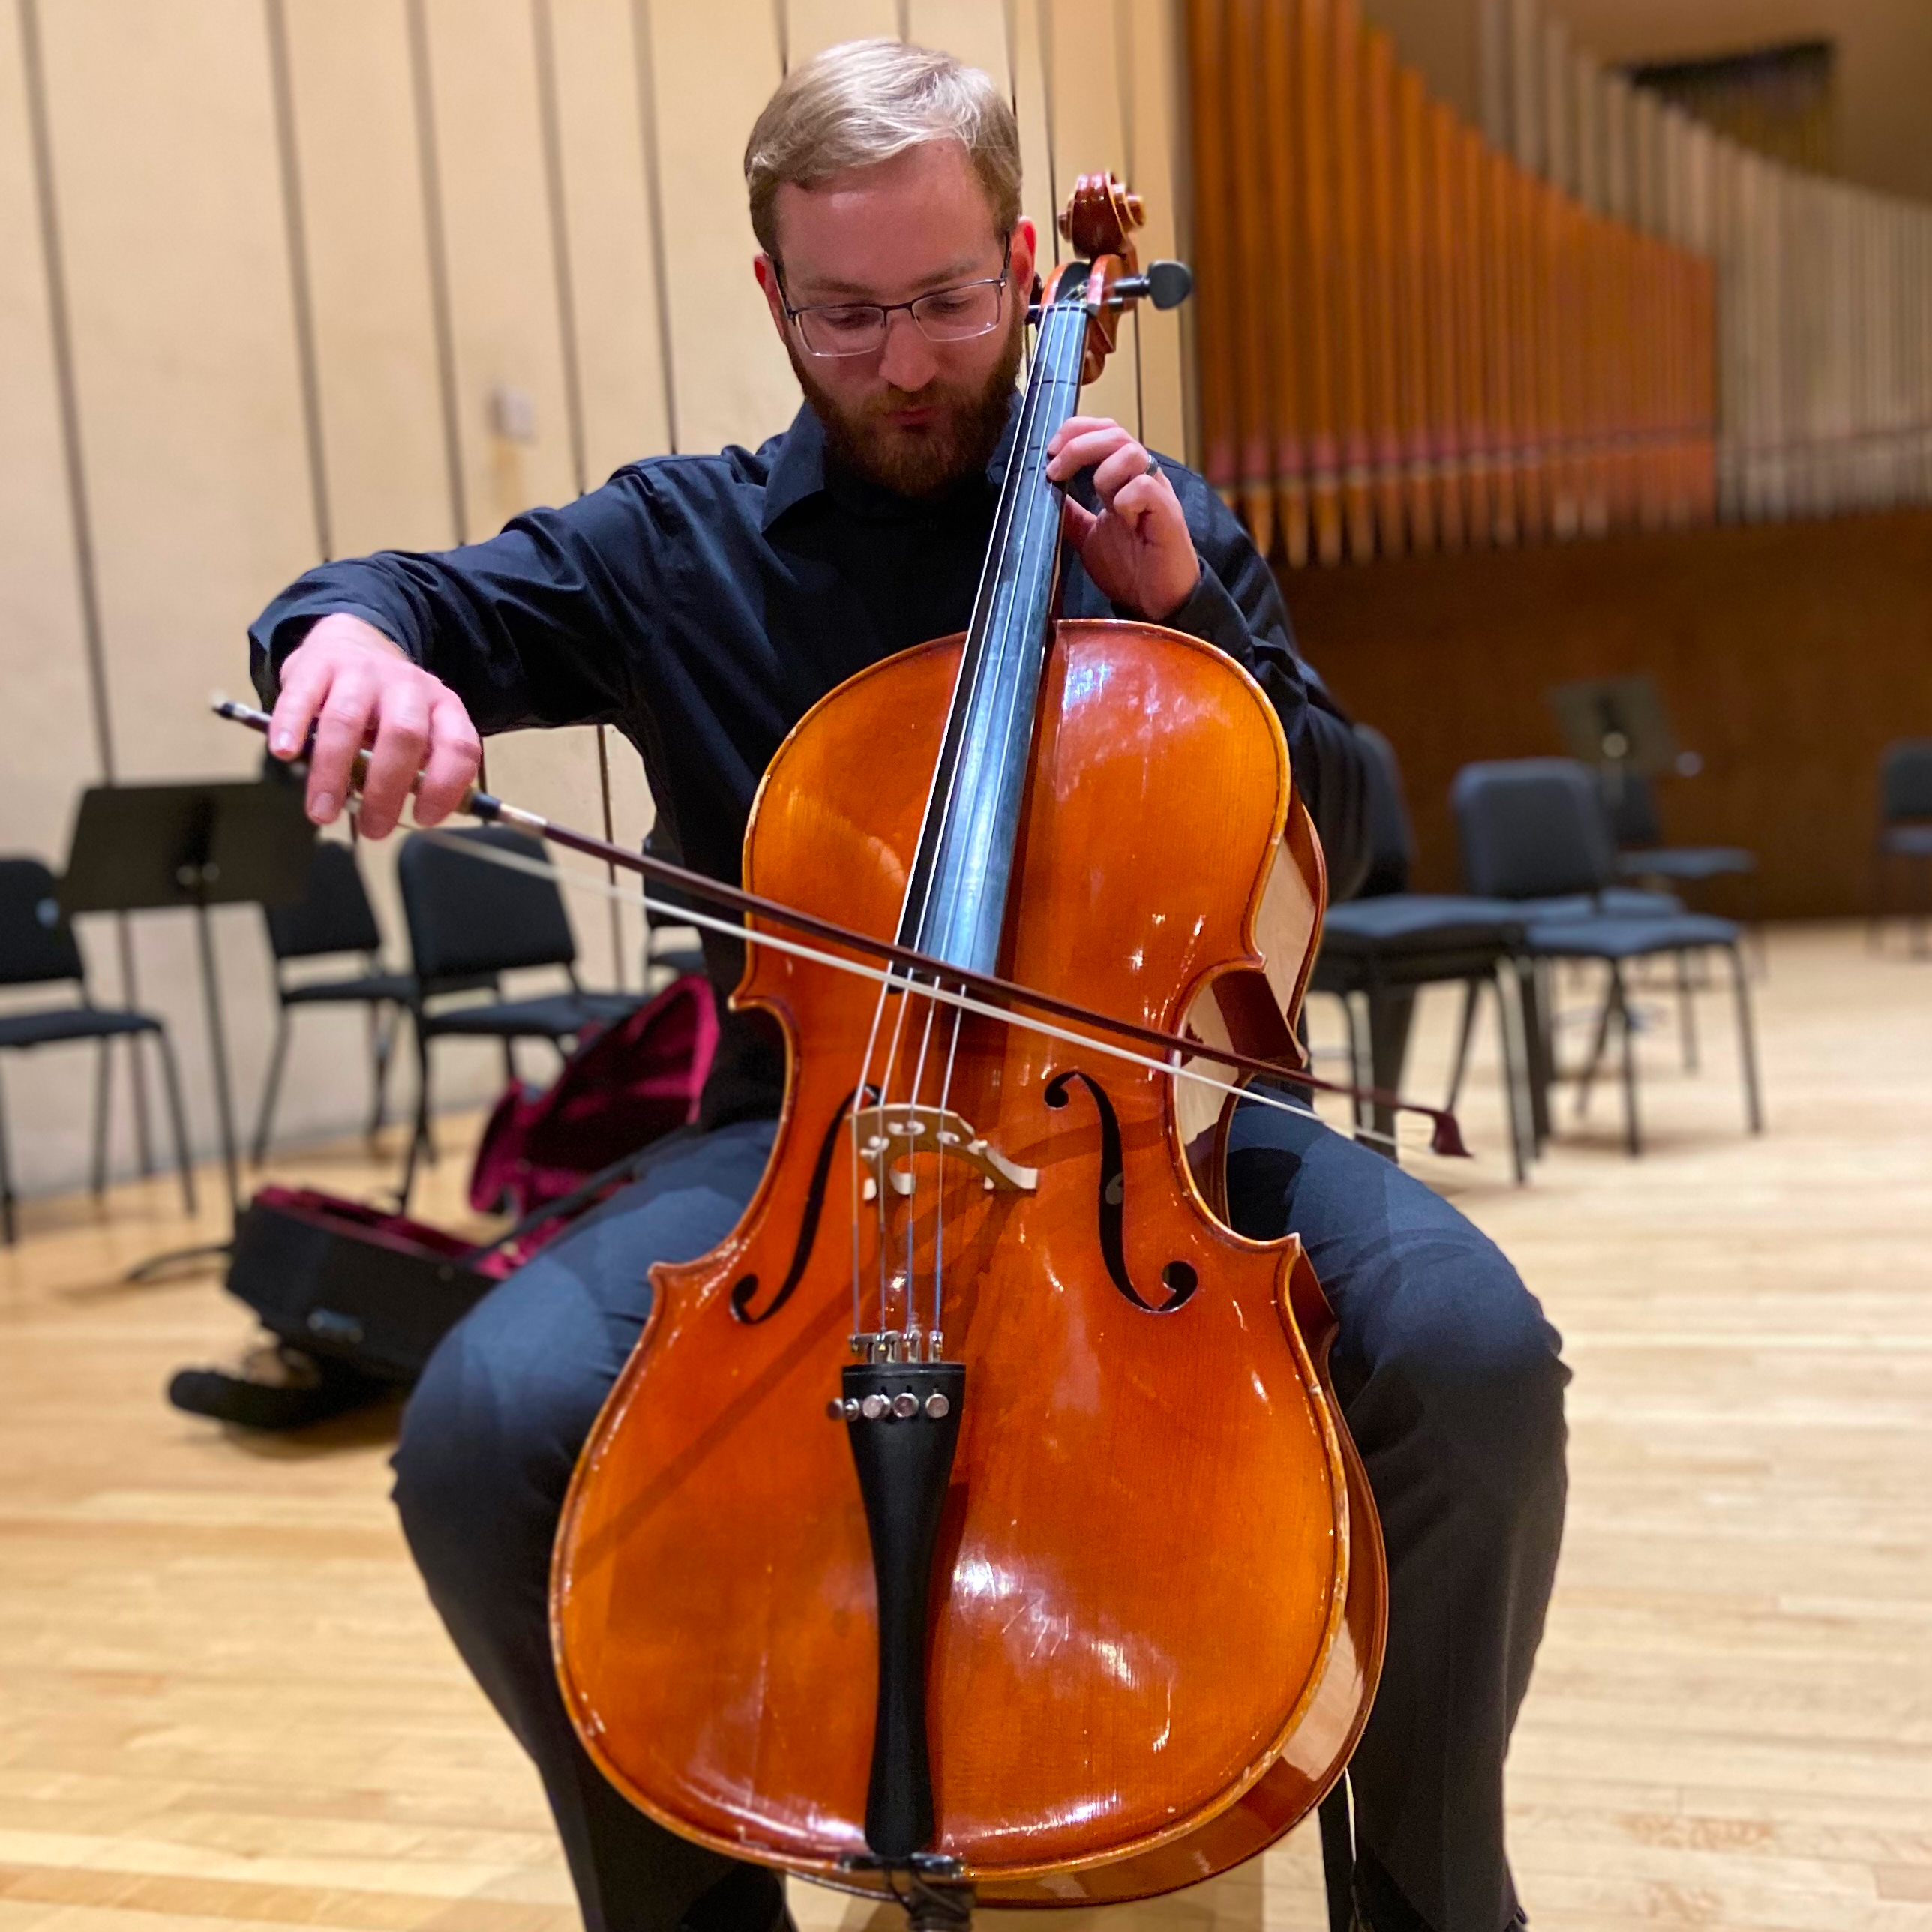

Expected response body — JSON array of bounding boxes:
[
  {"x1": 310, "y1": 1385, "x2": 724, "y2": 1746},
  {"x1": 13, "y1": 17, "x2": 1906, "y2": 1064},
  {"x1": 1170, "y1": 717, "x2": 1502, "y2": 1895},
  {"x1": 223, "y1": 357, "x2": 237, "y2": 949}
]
[{"x1": 2, "y1": 922, "x2": 1928, "y2": 1932}]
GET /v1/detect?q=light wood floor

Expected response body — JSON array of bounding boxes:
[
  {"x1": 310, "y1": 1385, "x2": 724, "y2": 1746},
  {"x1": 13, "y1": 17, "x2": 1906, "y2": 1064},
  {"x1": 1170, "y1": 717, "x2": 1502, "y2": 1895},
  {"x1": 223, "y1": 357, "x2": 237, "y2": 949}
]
[{"x1": 2, "y1": 922, "x2": 1928, "y2": 1932}]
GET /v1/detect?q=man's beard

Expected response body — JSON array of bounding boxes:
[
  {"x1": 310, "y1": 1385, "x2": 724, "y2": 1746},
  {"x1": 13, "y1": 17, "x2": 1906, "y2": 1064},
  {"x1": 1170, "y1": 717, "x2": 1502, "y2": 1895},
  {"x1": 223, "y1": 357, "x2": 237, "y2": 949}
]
[{"x1": 788, "y1": 308, "x2": 1025, "y2": 500}]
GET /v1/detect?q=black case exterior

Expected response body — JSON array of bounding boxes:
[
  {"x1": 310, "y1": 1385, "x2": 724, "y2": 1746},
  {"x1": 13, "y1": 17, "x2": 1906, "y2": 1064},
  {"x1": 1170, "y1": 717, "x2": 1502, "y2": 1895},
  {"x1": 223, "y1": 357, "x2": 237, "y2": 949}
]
[{"x1": 226, "y1": 1192, "x2": 495, "y2": 1383}]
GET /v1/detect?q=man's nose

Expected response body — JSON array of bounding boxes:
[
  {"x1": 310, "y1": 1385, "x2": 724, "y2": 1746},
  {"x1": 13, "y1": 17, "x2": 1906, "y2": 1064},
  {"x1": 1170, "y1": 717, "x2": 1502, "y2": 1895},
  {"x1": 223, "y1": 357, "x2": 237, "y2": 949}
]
[{"x1": 878, "y1": 308, "x2": 938, "y2": 392}]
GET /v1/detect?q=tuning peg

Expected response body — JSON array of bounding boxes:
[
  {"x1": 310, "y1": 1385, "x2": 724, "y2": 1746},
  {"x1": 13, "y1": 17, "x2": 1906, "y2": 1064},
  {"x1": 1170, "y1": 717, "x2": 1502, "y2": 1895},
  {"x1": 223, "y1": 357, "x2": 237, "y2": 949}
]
[{"x1": 1109, "y1": 260, "x2": 1193, "y2": 311}]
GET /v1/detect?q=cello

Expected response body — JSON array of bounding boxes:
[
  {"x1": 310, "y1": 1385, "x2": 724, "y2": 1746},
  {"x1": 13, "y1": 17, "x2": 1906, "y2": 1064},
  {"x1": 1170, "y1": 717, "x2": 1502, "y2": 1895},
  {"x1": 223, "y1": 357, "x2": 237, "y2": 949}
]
[{"x1": 297, "y1": 173, "x2": 1386, "y2": 1928}]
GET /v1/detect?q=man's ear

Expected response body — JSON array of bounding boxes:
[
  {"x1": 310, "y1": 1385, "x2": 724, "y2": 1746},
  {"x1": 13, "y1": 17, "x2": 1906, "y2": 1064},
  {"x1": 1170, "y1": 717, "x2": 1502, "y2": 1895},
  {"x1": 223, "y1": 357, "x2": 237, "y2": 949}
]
[
  {"x1": 753, "y1": 253, "x2": 788, "y2": 343},
  {"x1": 1009, "y1": 216, "x2": 1039, "y2": 300}
]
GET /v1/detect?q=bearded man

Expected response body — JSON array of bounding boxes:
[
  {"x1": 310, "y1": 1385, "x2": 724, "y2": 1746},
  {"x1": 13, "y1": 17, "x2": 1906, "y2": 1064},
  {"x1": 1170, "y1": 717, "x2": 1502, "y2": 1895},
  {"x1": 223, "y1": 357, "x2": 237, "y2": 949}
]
[{"x1": 250, "y1": 39, "x2": 1566, "y2": 1932}]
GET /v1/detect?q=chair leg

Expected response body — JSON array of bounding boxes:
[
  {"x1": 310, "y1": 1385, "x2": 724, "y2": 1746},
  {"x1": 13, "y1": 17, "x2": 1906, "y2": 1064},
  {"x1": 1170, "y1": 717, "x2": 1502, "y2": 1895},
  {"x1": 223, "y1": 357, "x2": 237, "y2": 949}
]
[
  {"x1": 1493, "y1": 969, "x2": 1532, "y2": 1184},
  {"x1": 366, "y1": 1003, "x2": 394, "y2": 1140},
  {"x1": 91, "y1": 1036, "x2": 114, "y2": 1196},
  {"x1": 1444, "y1": 976, "x2": 1482, "y2": 1113},
  {"x1": 1514, "y1": 958, "x2": 1552, "y2": 1153},
  {"x1": 149, "y1": 1029, "x2": 199, "y2": 1219},
  {"x1": 399, "y1": 1018, "x2": 434, "y2": 1208},
  {"x1": 1574, "y1": 967, "x2": 1616, "y2": 1120},
  {"x1": 1728, "y1": 944, "x2": 1766, "y2": 1134},
  {"x1": 0, "y1": 1060, "x2": 15, "y2": 1245},
  {"x1": 250, "y1": 1008, "x2": 294, "y2": 1166},
  {"x1": 1674, "y1": 948, "x2": 1700, "y2": 1072},
  {"x1": 1612, "y1": 962, "x2": 1642, "y2": 1156}
]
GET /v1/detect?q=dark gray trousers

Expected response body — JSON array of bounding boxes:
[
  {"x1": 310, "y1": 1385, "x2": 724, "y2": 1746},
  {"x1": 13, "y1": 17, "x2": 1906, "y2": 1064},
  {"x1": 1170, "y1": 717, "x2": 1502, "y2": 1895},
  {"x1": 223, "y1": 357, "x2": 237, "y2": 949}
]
[{"x1": 392, "y1": 1103, "x2": 1566, "y2": 1932}]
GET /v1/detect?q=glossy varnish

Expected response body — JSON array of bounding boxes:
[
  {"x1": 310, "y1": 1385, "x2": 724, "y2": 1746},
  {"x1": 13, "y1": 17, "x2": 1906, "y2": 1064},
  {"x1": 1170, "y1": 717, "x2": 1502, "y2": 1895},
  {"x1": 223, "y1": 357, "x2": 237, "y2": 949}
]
[{"x1": 551, "y1": 622, "x2": 1379, "y2": 1897}]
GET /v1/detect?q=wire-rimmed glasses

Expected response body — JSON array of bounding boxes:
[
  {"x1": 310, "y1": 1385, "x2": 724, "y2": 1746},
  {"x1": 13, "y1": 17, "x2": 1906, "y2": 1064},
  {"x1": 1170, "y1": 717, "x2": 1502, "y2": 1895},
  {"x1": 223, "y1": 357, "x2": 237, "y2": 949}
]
[{"x1": 778, "y1": 237, "x2": 1012, "y2": 358}]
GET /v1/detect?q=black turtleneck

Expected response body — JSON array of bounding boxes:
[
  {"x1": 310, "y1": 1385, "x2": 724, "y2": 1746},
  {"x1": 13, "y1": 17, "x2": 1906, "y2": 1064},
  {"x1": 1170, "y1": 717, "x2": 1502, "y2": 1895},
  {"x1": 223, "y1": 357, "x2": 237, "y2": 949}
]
[{"x1": 250, "y1": 399, "x2": 1366, "y2": 1125}]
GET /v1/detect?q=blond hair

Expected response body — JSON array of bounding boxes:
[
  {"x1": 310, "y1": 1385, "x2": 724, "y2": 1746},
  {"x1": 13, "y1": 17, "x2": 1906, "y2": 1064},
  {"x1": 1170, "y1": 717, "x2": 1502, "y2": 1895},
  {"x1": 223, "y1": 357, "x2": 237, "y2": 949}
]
[{"x1": 743, "y1": 38, "x2": 1022, "y2": 257}]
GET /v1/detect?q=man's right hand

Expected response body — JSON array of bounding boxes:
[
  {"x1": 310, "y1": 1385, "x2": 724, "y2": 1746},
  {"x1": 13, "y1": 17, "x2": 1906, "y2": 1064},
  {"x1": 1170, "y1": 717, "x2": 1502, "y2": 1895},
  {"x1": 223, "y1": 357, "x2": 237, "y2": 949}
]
[{"x1": 268, "y1": 614, "x2": 482, "y2": 839}]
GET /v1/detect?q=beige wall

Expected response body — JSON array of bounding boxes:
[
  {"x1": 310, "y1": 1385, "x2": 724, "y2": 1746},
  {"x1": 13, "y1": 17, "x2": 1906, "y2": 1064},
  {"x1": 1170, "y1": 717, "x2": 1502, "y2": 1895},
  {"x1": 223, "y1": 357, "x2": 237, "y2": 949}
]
[{"x1": 1, "y1": 0, "x2": 1192, "y2": 1199}]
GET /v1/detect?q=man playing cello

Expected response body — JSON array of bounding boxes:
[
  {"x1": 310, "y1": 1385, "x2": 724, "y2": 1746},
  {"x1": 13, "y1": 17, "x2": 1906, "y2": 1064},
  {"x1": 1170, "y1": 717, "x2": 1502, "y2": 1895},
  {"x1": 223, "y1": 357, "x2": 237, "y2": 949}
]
[{"x1": 249, "y1": 41, "x2": 1566, "y2": 1932}]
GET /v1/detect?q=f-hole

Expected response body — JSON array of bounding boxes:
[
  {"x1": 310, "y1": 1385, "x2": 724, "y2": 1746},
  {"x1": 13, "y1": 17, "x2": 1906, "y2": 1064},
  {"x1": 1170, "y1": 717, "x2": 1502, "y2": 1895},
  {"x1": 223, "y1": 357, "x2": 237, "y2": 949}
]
[
  {"x1": 1042, "y1": 1069, "x2": 1198, "y2": 1314},
  {"x1": 730, "y1": 1085, "x2": 874, "y2": 1324}
]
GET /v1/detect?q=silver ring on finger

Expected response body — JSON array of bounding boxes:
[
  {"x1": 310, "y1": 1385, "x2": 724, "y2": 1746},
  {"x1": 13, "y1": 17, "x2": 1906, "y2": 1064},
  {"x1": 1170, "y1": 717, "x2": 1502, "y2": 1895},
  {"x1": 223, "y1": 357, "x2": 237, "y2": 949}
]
[{"x1": 1143, "y1": 454, "x2": 1161, "y2": 478}]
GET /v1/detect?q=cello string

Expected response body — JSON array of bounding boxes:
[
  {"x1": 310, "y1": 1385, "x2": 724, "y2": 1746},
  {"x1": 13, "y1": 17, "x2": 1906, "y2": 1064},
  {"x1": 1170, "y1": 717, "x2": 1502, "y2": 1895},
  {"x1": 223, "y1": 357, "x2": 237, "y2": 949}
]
[
  {"x1": 411, "y1": 825, "x2": 1415, "y2": 1159},
  {"x1": 849, "y1": 965, "x2": 898, "y2": 1344},
  {"x1": 931, "y1": 996, "x2": 965, "y2": 1344},
  {"x1": 872, "y1": 973, "x2": 918, "y2": 1332},
  {"x1": 902, "y1": 984, "x2": 944, "y2": 1344}
]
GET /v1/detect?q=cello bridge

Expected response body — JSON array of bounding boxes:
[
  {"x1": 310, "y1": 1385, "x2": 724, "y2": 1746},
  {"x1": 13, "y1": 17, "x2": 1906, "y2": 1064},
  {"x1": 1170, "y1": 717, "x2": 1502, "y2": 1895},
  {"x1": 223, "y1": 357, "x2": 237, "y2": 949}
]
[{"x1": 854, "y1": 1102, "x2": 1038, "y2": 1201}]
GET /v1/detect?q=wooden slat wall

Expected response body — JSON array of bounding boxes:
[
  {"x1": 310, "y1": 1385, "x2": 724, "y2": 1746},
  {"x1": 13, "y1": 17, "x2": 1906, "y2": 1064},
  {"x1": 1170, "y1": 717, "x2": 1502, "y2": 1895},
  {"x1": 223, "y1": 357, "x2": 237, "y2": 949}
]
[
  {"x1": 0, "y1": 0, "x2": 1194, "y2": 1198},
  {"x1": 1186, "y1": 0, "x2": 1717, "y2": 568}
]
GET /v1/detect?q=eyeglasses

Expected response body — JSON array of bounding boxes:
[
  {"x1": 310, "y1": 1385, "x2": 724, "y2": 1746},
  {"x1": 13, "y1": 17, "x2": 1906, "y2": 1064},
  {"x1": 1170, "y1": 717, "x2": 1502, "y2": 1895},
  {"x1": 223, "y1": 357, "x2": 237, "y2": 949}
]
[{"x1": 778, "y1": 237, "x2": 1012, "y2": 358}]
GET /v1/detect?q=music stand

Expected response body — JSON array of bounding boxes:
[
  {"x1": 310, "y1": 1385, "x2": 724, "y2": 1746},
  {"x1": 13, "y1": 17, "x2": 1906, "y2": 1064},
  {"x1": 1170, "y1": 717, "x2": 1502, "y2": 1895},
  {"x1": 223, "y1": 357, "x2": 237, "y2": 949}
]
[
  {"x1": 1546, "y1": 674, "x2": 1688, "y2": 826},
  {"x1": 59, "y1": 779, "x2": 314, "y2": 1279}
]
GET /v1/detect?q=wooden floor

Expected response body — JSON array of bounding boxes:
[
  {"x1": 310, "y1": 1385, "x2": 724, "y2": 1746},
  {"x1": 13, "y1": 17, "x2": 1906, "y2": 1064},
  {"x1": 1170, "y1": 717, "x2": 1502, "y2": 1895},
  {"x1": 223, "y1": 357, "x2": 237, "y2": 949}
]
[{"x1": 2, "y1": 922, "x2": 1928, "y2": 1932}]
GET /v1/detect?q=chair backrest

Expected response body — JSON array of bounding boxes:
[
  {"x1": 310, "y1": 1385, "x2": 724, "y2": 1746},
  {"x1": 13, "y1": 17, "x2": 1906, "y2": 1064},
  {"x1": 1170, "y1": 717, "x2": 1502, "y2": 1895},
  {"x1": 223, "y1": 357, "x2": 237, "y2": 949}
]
[
  {"x1": 1352, "y1": 724, "x2": 1414, "y2": 899},
  {"x1": 264, "y1": 839, "x2": 383, "y2": 962},
  {"x1": 0, "y1": 857, "x2": 85, "y2": 991},
  {"x1": 1600, "y1": 769, "x2": 1664, "y2": 848},
  {"x1": 1880, "y1": 740, "x2": 1932, "y2": 823},
  {"x1": 1450, "y1": 758, "x2": 1615, "y2": 900},
  {"x1": 398, "y1": 826, "x2": 577, "y2": 982}
]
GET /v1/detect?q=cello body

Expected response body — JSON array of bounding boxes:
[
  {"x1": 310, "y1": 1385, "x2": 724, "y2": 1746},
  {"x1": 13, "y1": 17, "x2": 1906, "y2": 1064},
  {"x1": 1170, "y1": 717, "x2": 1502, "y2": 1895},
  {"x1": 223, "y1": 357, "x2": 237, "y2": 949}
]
[{"x1": 551, "y1": 620, "x2": 1386, "y2": 1903}]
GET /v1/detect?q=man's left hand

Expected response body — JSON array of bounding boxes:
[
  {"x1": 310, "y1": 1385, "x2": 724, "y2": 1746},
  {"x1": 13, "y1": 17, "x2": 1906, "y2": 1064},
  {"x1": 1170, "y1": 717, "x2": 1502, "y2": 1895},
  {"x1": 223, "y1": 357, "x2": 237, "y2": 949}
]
[{"x1": 1046, "y1": 416, "x2": 1201, "y2": 623}]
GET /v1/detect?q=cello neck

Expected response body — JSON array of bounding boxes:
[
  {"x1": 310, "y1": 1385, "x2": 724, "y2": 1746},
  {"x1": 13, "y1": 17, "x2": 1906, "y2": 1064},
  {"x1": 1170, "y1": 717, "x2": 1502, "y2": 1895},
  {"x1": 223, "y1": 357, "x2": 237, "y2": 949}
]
[{"x1": 894, "y1": 274, "x2": 1092, "y2": 979}]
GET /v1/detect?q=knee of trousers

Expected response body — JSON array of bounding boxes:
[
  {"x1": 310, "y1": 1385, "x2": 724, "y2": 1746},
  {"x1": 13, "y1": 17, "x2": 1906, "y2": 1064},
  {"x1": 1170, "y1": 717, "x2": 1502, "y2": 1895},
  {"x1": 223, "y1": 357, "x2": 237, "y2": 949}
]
[
  {"x1": 1347, "y1": 1228, "x2": 1569, "y2": 1520},
  {"x1": 390, "y1": 1299, "x2": 616, "y2": 1619}
]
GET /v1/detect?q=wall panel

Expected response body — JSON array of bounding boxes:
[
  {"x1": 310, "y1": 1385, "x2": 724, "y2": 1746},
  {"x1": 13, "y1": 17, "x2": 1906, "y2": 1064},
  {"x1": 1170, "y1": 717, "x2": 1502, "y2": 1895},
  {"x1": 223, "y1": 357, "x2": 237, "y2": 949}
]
[
  {"x1": 550, "y1": 0, "x2": 674, "y2": 484},
  {"x1": 1291, "y1": 509, "x2": 1932, "y2": 921},
  {"x1": 38, "y1": 0, "x2": 315, "y2": 784},
  {"x1": 34, "y1": 0, "x2": 324, "y2": 1178},
  {"x1": 284, "y1": 0, "x2": 454, "y2": 557},
  {"x1": 0, "y1": 4, "x2": 99, "y2": 861},
  {"x1": 420, "y1": 0, "x2": 576, "y2": 537},
  {"x1": 649, "y1": 0, "x2": 795, "y2": 458},
  {"x1": 786, "y1": 0, "x2": 897, "y2": 65},
  {"x1": 907, "y1": 0, "x2": 1008, "y2": 73},
  {"x1": 0, "y1": 0, "x2": 116, "y2": 1195}
]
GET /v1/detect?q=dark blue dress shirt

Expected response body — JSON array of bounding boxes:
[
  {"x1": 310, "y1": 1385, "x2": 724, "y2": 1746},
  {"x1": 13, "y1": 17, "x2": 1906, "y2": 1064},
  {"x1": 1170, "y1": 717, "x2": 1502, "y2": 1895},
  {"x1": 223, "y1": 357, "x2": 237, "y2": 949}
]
[{"x1": 250, "y1": 400, "x2": 1365, "y2": 1122}]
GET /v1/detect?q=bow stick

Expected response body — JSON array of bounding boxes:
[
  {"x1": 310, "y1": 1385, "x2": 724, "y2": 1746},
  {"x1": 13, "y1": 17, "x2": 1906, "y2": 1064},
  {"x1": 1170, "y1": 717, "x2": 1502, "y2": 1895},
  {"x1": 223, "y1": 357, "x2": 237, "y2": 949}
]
[{"x1": 215, "y1": 698, "x2": 1470, "y2": 1157}]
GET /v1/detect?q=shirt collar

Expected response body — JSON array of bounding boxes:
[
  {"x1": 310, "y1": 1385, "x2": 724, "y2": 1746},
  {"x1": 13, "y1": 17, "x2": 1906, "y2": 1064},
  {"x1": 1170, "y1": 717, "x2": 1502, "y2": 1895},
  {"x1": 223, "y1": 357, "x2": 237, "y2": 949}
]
[{"x1": 760, "y1": 394, "x2": 1024, "y2": 533}]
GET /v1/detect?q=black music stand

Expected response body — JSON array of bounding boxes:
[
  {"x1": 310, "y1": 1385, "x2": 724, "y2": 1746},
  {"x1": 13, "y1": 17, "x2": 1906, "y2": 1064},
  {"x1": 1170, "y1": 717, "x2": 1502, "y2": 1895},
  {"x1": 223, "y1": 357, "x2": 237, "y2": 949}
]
[
  {"x1": 59, "y1": 779, "x2": 314, "y2": 1279},
  {"x1": 1546, "y1": 674, "x2": 1701, "y2": 824}
]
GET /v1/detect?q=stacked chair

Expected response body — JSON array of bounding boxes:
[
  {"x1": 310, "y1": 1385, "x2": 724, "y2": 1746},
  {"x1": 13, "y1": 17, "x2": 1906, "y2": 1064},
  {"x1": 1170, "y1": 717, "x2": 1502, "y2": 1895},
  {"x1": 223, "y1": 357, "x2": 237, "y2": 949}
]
[{"x1": 1450, "y1": 760, "x2": 1763, "y2": 1156}]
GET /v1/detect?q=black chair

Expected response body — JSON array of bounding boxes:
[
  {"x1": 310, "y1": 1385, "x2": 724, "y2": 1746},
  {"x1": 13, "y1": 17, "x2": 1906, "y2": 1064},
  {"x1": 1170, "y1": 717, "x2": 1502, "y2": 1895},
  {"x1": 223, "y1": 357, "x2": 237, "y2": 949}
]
[
  {"x1": 1311, "y1": 729, "x2": 1535, "y2": 1180},
  {"x1": 395, "y1": 826, "x2": 645, "y2": 1204},
  {"x1": 252, "y1": 840, "x2": 432, "y2": 1162},
  {"x1": 1604, "y1": 770, "x2": 1757, "y2": 893},
  {"x1": 1871, "y1": 739, "x2": 1932, "y2": 956},
  {"x1": 1450, "y1": 760, "x2": 1762, "y2": 1155},
  {"x1": 0, "y1": 857, "x2": 196, "y2": 1243}
]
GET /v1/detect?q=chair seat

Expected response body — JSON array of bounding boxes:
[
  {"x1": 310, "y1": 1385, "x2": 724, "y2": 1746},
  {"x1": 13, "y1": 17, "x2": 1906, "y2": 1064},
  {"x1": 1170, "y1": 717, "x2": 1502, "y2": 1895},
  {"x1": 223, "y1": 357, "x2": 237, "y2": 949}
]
[
  {"x1": 419, "y1": 990, "x2": 645, "y2": 1041},
  {"x1": 1618, "y1": 846, "x2": 1756, "y2": 882},
  {"x1": 281, "y1": 970, "x2": 419, "y2": 1008},
  {"x1": 1514, "y1": 886, "x2": 1682, "y2": 920},
  {"x1": 1880, "y1": 825, "x2": 1932, "y2": 857},
  {"x1": 1322, "y1": 894, "x2": 1527, "y2": 950},
  {"x1": 1523, "y1": 912, "x2": 1740, "y2": 961},
  {"x1": 0, "y1": 1004, "x2": 159, "y2": 1048}
]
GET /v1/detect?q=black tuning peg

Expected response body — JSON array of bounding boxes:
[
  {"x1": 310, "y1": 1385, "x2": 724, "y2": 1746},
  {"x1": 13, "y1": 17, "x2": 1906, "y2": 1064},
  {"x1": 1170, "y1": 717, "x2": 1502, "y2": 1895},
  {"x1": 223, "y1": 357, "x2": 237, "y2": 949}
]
[{"x1": 1110, "y1": 260, "x2": 1194, "y2": 311}]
